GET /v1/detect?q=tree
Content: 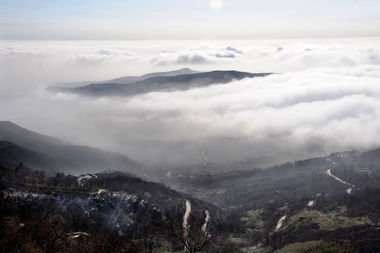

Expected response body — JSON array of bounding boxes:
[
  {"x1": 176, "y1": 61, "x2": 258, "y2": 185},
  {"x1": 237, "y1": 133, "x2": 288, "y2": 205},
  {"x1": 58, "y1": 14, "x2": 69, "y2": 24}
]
[{"x1": 165, "y1": 200, "x2": 212, "y2": 253}]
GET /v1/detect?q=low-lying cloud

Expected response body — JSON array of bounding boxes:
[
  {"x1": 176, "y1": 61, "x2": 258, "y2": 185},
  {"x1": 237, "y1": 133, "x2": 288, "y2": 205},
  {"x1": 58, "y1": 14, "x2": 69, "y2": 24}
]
[
  {"x1": 151, "y1": 46, "x2": 243, "y2": 65},
  {"x1": 2, "y1": 39, "x2": 380, "y2": 168}
]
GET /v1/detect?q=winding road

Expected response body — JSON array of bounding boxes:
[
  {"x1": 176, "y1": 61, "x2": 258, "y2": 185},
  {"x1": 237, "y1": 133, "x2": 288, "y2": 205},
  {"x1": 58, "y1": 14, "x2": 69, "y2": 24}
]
[{"x1": 326, "y1": 163, "x2": 355, "y2": 194}]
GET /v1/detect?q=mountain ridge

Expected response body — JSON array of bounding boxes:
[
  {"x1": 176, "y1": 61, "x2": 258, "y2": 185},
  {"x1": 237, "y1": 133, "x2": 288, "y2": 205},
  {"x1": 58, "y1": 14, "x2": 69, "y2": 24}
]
[
  {"x1": 0, "y1": 121, "x2": 141, "y2": 175},
  {"x1": 50, "y1": 68, "x2": 199, "y2": 89},
  {"x1": 49, "y1": 69, "x2": 273, "y2": 97}
]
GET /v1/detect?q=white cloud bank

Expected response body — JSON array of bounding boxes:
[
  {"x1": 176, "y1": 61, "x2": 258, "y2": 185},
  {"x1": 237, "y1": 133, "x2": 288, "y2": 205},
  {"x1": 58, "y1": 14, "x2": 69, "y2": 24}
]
[{"x1": 1, "y1": 38, "x2": 380, "y2": 167}]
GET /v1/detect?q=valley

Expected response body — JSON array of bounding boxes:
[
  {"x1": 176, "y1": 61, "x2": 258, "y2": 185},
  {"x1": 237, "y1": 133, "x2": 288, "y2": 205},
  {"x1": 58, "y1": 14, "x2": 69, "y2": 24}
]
[{"x1": 1, "y1": 121, "x2": 380, "y2": 252}]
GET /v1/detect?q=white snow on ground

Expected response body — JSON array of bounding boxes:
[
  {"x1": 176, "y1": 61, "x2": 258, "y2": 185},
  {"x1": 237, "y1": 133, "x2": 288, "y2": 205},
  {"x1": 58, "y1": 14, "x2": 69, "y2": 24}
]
[
  {"x1": 66, "y1": 232, "x2": 90, "y2": 239},
  {"x1": 326, "y1": 168, "x2": 354, "y2": 187},
  {"x1": 91, "y1": 189, "x2": 108, "y2": 195},
  {"x1": 77, "y1": 174, "x2": 97, "y2": 186},
  {"x1": 308, "y1": 200, "x2": 316, "y2": 207},
  {"x1": 5, "y1": 191, "x2": 48, "y2": 199},
  {"x1": 183, "y1": 200, "x2": 192, "y2": 231},
  {"x1": 326, "y1": 168, "x2": 355, "y2": 194},
  {"x1": 202, "y1": 210, "x2": 211, "y2": 233},
  {"x1": 275, "y1": 215, "x2": 287, "y2": 232},
  {"x1": 182, "y1": 200, "x2": 192, "y2": 252}
]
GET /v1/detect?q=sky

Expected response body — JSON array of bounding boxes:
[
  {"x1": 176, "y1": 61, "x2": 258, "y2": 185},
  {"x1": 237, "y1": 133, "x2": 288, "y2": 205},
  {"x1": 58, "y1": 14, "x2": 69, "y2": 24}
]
[{"x1": 1, "y1": 0, "x2": 380, "y2": 39}]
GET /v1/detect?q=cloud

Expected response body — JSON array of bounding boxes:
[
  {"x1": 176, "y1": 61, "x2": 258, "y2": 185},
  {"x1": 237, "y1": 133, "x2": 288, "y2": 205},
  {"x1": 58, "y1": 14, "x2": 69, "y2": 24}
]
[
  {"x1": 4, "y1": 64, "x2": 380, "y2": 168},
  {"x1": 226, "y1": 46, "x2": 243, "y2": 54},
  {"x1": 70, "y1": 49, "x2": 137, "y2": 65},
  {"x1": 176, "y1": 54, "x2": 209, "y2": 64},
  {"x1": 151, "y1": 46, "x2": 243, "y2": 65},
  {"x1": 2, "y1": 39, "x2": 380, "y2": 168},
  {"x1": 103, "y1": 65, "x2": 380, "y2": 165}
]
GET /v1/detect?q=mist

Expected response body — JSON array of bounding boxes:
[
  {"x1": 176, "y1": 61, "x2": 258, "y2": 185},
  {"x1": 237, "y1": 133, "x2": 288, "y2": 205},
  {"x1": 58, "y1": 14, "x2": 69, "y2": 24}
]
[{"x1": 1, "y1": 38, "x2": 380, "y2": 169}]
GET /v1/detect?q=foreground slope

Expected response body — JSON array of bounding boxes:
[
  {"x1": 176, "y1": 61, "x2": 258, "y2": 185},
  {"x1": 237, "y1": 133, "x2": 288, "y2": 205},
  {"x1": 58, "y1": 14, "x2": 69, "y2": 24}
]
[
  {"x1": 0, "y1": 163, "x2": 227, "y2": 253},
  {"x1": 0, "y1": 121, "x2": 141, "y2": 175},
  {"x1": 173, "y1": 151, "x2": 380, "y2": 252},
  {"x1": 2, "y1": 121, "x2": 380, "y2": 252}
]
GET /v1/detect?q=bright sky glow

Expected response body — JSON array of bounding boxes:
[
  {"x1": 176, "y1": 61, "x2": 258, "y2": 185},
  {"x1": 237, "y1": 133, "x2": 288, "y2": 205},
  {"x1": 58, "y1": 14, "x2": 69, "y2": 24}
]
[
  {"x1": 210, "y1": 0, "x2": 224, "y2": 10},
  {"x1": 0, "y1": 0, "x2": 379, "y2": 39}
]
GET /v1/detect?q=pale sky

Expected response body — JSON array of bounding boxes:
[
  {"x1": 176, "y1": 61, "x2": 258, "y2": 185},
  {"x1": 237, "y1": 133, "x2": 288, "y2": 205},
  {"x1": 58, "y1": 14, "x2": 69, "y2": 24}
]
[{"x1": 0, "y1": 0, "x2": 380, "y2": 39}]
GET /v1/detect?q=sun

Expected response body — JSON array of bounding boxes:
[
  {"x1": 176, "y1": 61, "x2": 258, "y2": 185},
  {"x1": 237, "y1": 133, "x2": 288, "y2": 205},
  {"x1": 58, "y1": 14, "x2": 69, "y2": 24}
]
[{"x1": 210, "y1": 0, "x2": 224, "y2": 10}]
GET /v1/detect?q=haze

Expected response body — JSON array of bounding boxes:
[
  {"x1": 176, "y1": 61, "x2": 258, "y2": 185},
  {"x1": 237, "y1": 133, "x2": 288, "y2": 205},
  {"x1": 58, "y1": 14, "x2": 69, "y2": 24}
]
[
  {"x1": 1, "y1": 38, "x2": 380, "y2": 167},
  {"x1": 1, "y1": 0, "x2": 380, "y2": 39}
]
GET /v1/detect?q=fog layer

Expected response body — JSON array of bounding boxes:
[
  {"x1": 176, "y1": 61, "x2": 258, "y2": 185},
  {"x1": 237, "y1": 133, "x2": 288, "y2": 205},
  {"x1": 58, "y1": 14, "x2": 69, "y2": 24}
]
[{"x1": 1, "y1": 39, "x2": 380, "y2": 168}]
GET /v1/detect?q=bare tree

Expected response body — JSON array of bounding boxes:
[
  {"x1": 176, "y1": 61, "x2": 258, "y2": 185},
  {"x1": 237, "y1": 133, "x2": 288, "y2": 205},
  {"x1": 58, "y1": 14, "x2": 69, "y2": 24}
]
[{"x1": 165, "y1": 200, "x2": 212, "y2": 253}]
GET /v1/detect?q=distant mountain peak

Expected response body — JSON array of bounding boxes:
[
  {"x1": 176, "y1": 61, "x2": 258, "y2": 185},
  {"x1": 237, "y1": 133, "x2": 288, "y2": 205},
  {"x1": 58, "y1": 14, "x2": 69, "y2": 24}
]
[{"x1": 49, "y1": 69, "x2": 273, "y2": 97}]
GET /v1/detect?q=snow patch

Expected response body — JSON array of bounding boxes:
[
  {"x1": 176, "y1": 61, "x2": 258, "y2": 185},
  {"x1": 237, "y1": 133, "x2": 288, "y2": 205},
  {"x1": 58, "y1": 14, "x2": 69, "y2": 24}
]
[
  {"x1": 326, "y1": 168, "x2": 353, "y2": 187},
  {"x1": 91, "y1": 189, "x2": 108, "y2": 195},
  {"x1": 77, "y1": 174, "x2": 97, "y2": 187},
  {"x1": 202, "y1": 210, "x2": 211, "y2": 233},
  {"x1": 67, "y1": 232, "x2": 90, "y2": 239},
  {"x1": 183, "y1": 200, "x2": 192, "y2": 231},
  {"x1": 275, "y1": 215, "x2": 287, "y2": 232},
  {"x1": 326, "y1": 168, "x2": 355, "y2": 194}
]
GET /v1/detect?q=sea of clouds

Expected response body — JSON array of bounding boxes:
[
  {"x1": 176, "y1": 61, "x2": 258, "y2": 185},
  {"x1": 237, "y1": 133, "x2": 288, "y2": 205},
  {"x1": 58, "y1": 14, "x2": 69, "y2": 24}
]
[{"x1": 1, "y1": 38, "x2": 380, "y2": 168}]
